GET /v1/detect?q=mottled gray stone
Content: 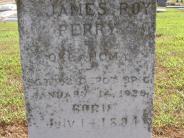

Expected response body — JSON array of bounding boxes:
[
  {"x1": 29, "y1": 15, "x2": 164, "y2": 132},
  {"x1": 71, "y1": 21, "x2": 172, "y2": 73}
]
[{"x1": 17, "y1": 0, "x2": 156, "y2": 138}]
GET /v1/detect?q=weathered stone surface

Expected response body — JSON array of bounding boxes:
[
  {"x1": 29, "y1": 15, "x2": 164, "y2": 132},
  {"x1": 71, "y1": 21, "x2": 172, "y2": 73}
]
[{"x1": 17, "y1": 0, "x2": 156, "y2": 138}]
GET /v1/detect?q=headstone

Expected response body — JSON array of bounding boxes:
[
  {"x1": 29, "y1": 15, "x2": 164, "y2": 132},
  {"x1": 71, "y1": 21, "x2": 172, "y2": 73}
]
[
  {"x1": 157, "y1": 0, "x2": 167, "y2": 7},
  {"x1": 17, "y1": 0, "x2": 156, "y2": 138}
]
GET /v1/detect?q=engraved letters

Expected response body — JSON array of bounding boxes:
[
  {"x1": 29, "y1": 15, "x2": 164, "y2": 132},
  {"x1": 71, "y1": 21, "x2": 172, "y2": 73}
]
[{"x1": 55, "y1": 2, "x2": 152, "y2": 16}]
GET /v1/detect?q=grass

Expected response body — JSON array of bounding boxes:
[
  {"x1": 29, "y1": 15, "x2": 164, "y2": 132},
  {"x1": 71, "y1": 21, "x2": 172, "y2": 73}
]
[
  {"x1": 0, "y1": 22, "x2": 25, "y2": 124},
  {"x1": 0, "y1": 9, "x2": 184, "y2": 130},
  {"x1": 154, "y1": 9, "x2": 184, "y2": 128}
]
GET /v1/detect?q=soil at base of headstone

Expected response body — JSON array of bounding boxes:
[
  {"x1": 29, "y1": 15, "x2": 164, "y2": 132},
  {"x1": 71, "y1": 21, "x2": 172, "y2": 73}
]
[
  {"x1": 0, "y1": 122, "x2": 28, "y2": 138},
  {"x1": 153, "y1": 127, "x2": 184, "y2": 138},
  {"x1": 0, "y1": 123, "x2": 183, "y2": 138}
]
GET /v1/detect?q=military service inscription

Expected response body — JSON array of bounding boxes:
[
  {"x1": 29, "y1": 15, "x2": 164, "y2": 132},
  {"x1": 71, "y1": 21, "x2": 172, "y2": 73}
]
[{"x1": 17, "y1": 0, "x2": 156, "y2": 138}]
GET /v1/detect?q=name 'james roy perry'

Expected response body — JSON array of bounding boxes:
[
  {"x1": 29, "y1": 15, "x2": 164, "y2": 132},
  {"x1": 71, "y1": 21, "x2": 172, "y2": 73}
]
[{"x1": 51, "y1": 2, "x2": 151, "y2": 16}]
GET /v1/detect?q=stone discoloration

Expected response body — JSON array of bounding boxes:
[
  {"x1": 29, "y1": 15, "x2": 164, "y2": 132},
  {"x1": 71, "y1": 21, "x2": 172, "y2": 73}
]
[{"x1": 17, "y1": 0, "x2": 156, "y2": 138}]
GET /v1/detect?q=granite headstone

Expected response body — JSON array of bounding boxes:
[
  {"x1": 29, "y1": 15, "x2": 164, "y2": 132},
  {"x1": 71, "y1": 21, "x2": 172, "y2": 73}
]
[{"x1": 17, "y1": 0, "x2": 156, "y2": 138}]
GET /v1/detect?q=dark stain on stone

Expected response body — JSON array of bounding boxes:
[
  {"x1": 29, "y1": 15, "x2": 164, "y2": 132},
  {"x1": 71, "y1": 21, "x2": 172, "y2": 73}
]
[
  {"x1": 25, "y1": 102, "x2": 33, "y2": 126},
  {"x1": 58, "y1": 47, "x2": 65, "y2": 64},
  {"x1": 50, "y1": 118, "x2": 54, "y2": 127},
  {"x1": 142, "y1": 108, "x2": 152, "y2": 132},
  {"x1": 85, "y1": 39, "x2": 98, "y2": 68}
]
